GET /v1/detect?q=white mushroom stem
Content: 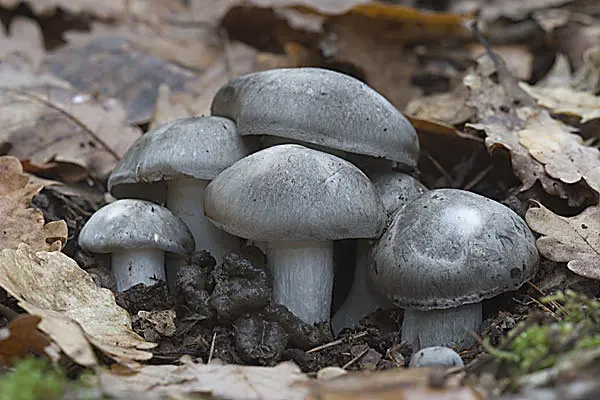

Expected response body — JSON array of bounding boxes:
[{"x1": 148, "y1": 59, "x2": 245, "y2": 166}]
[
  {"x1": 267, "y1": 240, "x2": 334, "y2": 325},
  {"x1": 401, "y1": 303, "x2": 481, "y2": 351},
  {"x1": 111, "y1": 248, "x2": 165, "y2": 291},
  {"x1": 167, "y1": 177, "x2": 240, "y2": 264},
  {"x1": 331, "y1": 240, "x2": 393, "y2": 335}
]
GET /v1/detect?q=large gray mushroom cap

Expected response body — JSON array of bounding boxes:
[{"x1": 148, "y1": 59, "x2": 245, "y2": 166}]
[
  {"x1": 108, "y1": 116, "x2": 257, "y2": 198},
  {"x1": 372, "y1": 172, "x2": 427, "y2": 215},
  {"x1": 79, "y1": 199, "x2": 194, "y2": 254},
  {"x1": 368, "y1": 189, "x2": 539, "y2": 310},
  {"x1": 205, "y1": 144, "x2": 387, "y2": 241},
  {"x1": 211, "y1": 68, "x2": 419, "y2": 169}
]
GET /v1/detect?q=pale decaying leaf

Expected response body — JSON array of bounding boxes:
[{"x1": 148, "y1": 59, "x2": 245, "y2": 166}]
[
  {"x1": 0, "y1": 66, "x2": 141, "y2": 179},
  {"x1": 526, "y1": 201, "x2": 600, "y2": 280},
  {"x1": 518, "y1": 107, "x2": 600, "y2": 195},
  {"x1": 0, "y1": 245, "x2": 155, "y2": 366},
  {"x1": 0, "y1": 156, "x2": 67, "y2": 252},
  {"x1": 0, "y1": 0, "x2": 126, "y2": 18},
  {"x1": 464, "y1": 55, "x2": 567, "y2": 197},
  {"x1": 520, "y1": 82, "x2": 600, "y2": 123},
  {"x1": 0, "y1": 17, "x2": 45, "y2": 69},
  {"x1": 100, "y1": 361, "x2": 309, "y2": 400}
]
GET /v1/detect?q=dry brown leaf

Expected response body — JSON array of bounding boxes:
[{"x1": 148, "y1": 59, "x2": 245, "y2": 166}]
[
  {"x1": 520, "y1": 82, "x2": 600, "y2": 123},
  {"x1": 536, "y1": 53, "x2": 572, "y2": 88},
  {"x1": 468, "y1": 44, "x2": 533, "y2": 81},
  {"x1": 0, "y1": 17, "x2": 45, "y2": 69},
  {"x1": 404, "y1": 85, "x2": 474, "y2": 127},
  {"x1": 0, "y1": 65, "x2": 141, "y2": 179},
  {"x1": 518, "y1": 107, "x2": 600, "y2": 194},
  {"x1": 100, "y1": 361, "x2": 309, "y2": 400},
  {"x1": 0, "y1": 156, "x2": 67, "y2": 252},
  {"x1": 464, "y1": 55, "x2": 568, "y2": 198},
  {"x1": 0, "y1": 314, "x2": 52, "y2": 366},
  {"x1": 306, "y1": 366, "x2": 481, "y2": 400},
  {"x1": 0, "y1": 245, "x2": 155, "y2": 366},
  {"x1": 526, "y1": 201, "x2": 600, "y2": 280}
]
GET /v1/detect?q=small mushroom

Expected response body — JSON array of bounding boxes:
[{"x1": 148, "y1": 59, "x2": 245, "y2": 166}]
[
  {"x1": 409, "y1": 346, "x2": 464, "y2": 368},
  {"x1": 211, "y1": 67, "x2": 419, "y2": 172},
  {"x1": 79, "y1": 199, "x2": 194, "y2": 291},
  {"x1": 204, "y1": 144, "x2": 386, "y2": 325},
  {"x1": 108, "y1": 117, "x2": 258, "y2": 267},
  {"x1": 331, "y1": 172, "x2": 427, "y2": 334},
  {"x1": 368, "y1": 189, "x2": 539, "y2": 350}
]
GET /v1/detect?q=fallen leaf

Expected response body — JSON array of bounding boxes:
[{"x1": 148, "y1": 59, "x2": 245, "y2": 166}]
[
  {"x1": 0, "y1": 17, "x2": 45, "y2": 69},
  {"x1": 464, "y1": 55, "x2": 579, "y2": 202},
  {"x1": 0, "y1": 0, "x2": 126, "y2": 18},
  {"x1": 0, "y1": 314, "x2": 52, "y2": 366},
  {"x1": 451, "y1": 0, "x2": 574, "y2": 22},
  {"x1": 0, "y1": 65, "x2": 142, "y2": 179},
  {"x1": 0, "y1": 245, "x2": 155, "y2": 366},
  {"x1": 404, "y1": 85, "x2": 474, "y2": 127},
  {"x1": 0, "y1": 156, "x2": 67, "y2": 252},
  {"x1": 536, "y1": 53, "x2": 572, "y2": 88},
  {"x1": 100, "y1": 361, "x2": 309, "y2": 400},
  {"x1": 572, "y1": 45, "x2": 600, "y2": 93},
  {"x1": 306, "y1": 366, "x2": 481, "y2": 400},
  {"x1": 137, "y1": 310, "x2": 176, "y2": 337},
  {"x1": 467, "y1": 44, "x2": 533, "y2": 81},
  {"x1": 519, "y1": 82, "x2": 600, "y2": 123},
  {"x1": 526, "y1": 201, "x2": 600, "y2": 280},
  {"x1": 518, "y1": 107, "x2": 600, "y2": 194}
]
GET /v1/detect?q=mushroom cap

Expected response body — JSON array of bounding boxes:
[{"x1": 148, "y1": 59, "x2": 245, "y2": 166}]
[
  {"x1": 79, "y1": 199, "x2": 194, "y2": 254},
  {"x1": 409, "y1": 346, "x2": 464, "y2": 368},
  {"x1": 371, "y1": 172, "x2": 427, "y2": 216},
  {"x1": 368, "y1": 189, "x2": 539, "y2": 310},
  {"x1": 204, "y1": 144, "x2": 386, "y2": 241},
  {"x1": 108, "y1": 116, "x2": 257, "y2": 198},
  {"x1": 211, "y1": 68, "x2": 419, "y2": 169}
]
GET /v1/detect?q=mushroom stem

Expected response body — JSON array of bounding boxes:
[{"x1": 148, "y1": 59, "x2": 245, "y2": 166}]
[
  {"x1": 401, "y1": 303, "x2": 481, "y2": 351},
  {"x1": 111, "y1": 248, "x2": 165, "y2": 291},
  {"x1": 167, "y1": 177, "x2": 240, "y2": 265},
  {"x1": 331, "y1": 240, "x2": 393, "y2": 334},
  {"x1": 267, "y1": 240, "x2": 334, "y2": 325}
]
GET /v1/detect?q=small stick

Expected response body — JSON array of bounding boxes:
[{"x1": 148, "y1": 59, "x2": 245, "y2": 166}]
[
  {"x1": 463, "y1": 165, "x2": 493, "y2": 190},
  {"x1": 342, "y1": 347, "x2": 369, "y2": 370},
  {"x1": 307, "y1": 331, "x2": 368, "y2": 354},
  {"x1": 425, "y1": 152, "x2": 453, "y2": 183},
  {"x1": 207, "y1": 332, "x2": 217, "y2": 363}
]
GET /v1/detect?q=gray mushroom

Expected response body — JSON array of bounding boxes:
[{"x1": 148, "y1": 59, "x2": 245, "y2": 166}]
[
  {"x1": 368, "y1": 189, "x2": 539, "y2": 350},
  {"x1": 108, "y1": 117, "x2": 258, "y2": 268},
  {"x1": 79, "y1": 199, "x2": 194, "y2": 291},
  {"x1": 211, "y1": 67, "x2": 419, "y2": 172},
  {"x1": 204, "y1": 144, "x2": 386, "y2": 325},
  {"x1": 331, "y1": 172, "x2": 427, "y2": 334},
  {"x1": 409, "y1": 346, "x2": 464, "y2": 368}
]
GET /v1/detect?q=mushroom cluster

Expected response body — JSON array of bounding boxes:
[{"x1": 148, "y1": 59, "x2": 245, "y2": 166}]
[{"x1": 79, "y1": 67, "x2": 539, "y2": 354}]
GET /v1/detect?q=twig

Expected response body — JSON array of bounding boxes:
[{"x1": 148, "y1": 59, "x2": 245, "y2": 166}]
[
  {"x1": 342, "y1": 347, "x2": 369, "y2": 370},
  {"x1": 425, "y1": 152, "x2": 453, "y2": 183},
  {"x1": 463, "y1": 165, "x2": 493, "y2": 190},
  {"x1": 0, "y1": 304, "x2": 18, "y2": 321},
  {"x1": 208, "y1": 332, "x2": 217, "y2": 363},
  {"x1": 307, "y1": 331, "x2": 368, "y2": 354}
]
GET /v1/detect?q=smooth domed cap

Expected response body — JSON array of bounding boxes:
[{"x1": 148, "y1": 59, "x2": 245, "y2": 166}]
[
  {"x1": 211, "y1": 68, "x2": 419, "y2": 169},
  {"x1": 409, "y1": 346, "x2": 464, "y2": 368},
  {"x1": 108, "y1": 116, "x2": 257, "y2": 198},
  {"x1": 79, "y1": 199, "x2": 194, "y2": 254},
  {"x1": 372, "y1": 172, "x2": 427, "y2": 215},
  {"x1": 368, "y1": 189, "x2": 539, "y2": 310},
  {"x1": 204, "y1": 144, "x2": 386, "y2": 241}
]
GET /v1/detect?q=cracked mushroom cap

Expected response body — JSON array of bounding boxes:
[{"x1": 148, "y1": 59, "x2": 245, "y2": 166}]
[
  {"x1": 108, "y1": 116, "x2": 257, "y2": 199},
  {"x1": 211, "y1": 68, "x2": 419, "y2": 169},
  {"x1": 79, "y1": 199, "x2": 194, "y2": 254},
  {"x1": 204, "y1": 144, "x2": 387, "y2": 241},
  {"x1": 368, "y1": 189, "x2": 539, "y2": 310}
]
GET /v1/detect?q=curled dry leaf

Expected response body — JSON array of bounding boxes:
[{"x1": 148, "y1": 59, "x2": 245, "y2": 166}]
[
  {"x1": 526, "y1": 201, "x2": 600, "y2": 280},
  {"x1": 306, "y1": 366, "x2": 480, "y2": 400},
  {"x1": 518, "y1": 107, "x2": 600, "y2": 195},
  {"x1": 0, "y1": 66, "x2": 141, "y2": 180},
  {"x1": 0, "y1": 156, "x2": 67, "y2": 252},
  {"x1": 0, "y1": 314, "x2": 52, "y2": 366},
  {"x1": 0, "y1": 245, "x2": 155, "y2": 367},
  {"x1": 100, "y1": 361, "x2": 309, "y2": 400},
  {"x1": 519, "y1": 82, "x2": 600, "y2": 123}
]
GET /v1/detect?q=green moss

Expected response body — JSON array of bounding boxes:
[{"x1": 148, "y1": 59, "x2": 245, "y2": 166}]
[
  {"x1": 485, "y1": 290, "x2": 600, "y2": 376},
  {"x1": 0, "y1": 358, "x2": 66, "y2": 400}
]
